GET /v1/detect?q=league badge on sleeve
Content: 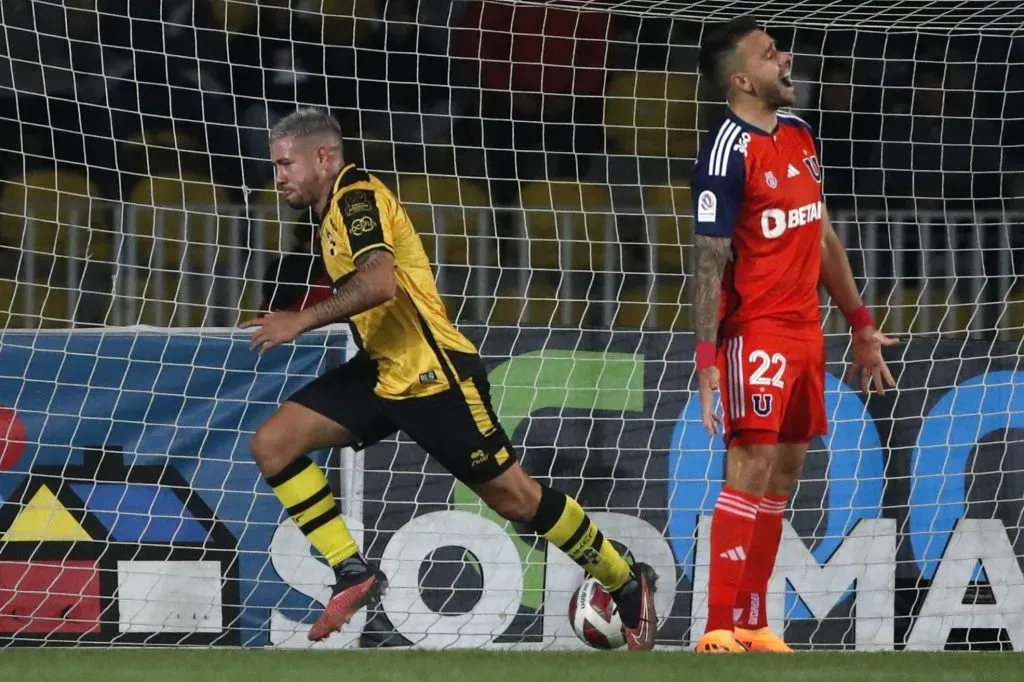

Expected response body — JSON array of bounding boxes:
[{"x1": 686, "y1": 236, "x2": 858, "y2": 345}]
[{"x1": 697, "y1": 190, "x2": 717, "y2": 222}]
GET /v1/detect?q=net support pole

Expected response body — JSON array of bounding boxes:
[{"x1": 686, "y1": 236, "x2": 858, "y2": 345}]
[
  {"x1": 475, "y1": 210, "x2": 487, "y2": 321},
  {"x1": 24, "y1": 218, "x2": 37, "y2": 327},
  {"x1": 339, "y1": 446, "x2": 364, "y2": 524},
  {"x1": 112, "y1": 203, "x2": 125, "y2": 327},
  {"x1": 339, "y1": 332, "x2": 363, "y2": 523},
  {"x1": 68, "y1": 210, "x2": 80, "y2": 325}
]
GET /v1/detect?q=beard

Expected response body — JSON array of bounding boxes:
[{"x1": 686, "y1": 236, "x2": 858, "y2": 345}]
[
  {"x1": 754, "y1": 79, "x2": 797, "y2": 108},
  {"x1": 281, "y1": 189, "x2": 312, "y2": 210},
  {"x1": 772, "y1": 89, "x2": 798, "y2": 108}
]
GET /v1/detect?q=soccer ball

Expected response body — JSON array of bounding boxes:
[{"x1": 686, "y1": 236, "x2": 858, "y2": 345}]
[{"x1": 568, "y1": 576, "x2": 626, "y2": 649}]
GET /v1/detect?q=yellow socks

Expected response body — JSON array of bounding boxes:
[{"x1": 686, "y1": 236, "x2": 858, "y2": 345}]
[
  {"x1": 266, "y1": 456, "x2": 358, "y2": 566},
  {"x1": 528, "y1": 485, "x2": 632, "y2": 592}
]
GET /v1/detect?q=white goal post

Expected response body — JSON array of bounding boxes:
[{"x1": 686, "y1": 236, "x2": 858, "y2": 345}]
[{"x1": 0, "y1": 0, "x2": 1022, "y2": 651}]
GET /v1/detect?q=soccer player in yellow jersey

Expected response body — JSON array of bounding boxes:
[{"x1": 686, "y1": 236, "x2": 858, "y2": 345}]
[{"x1": 242, "y1": 108, "x2": 657, "y2": 648}]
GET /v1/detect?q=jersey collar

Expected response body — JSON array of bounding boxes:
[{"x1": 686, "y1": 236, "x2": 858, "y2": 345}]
[
  {"x1": 725, "y1": 108, "x2": 779, "y2": 137},
  {"x1": 317, "y1": 163, "x2": 359, "y2": 224},
  {"x1": 332, "y1": 163, "x2": 358, "y2": 194}
]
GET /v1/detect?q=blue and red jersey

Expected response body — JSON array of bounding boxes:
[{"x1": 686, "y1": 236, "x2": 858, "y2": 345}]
[{"x1": 691, "y1": 110, "x2": 825, "y2": 340}]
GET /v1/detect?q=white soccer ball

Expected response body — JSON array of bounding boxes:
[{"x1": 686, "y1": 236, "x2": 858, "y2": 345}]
[{"x1": 568, "y1": 575, "x2": 626, "y2": 649}]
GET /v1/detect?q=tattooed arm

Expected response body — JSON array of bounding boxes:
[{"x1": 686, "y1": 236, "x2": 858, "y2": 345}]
[
  {"x1": 243, "y1": 249, "x2": 396, "y2": 354},
  {"x1": 693, "y1": 234, "x2": 731, "y2": 435},
  {"x1": 298, "y1": 249, "x2": 396, "y2": 331},
  {"x1": 692, "y1": 235, "x2": 732, "y2": 344},
  {"x1": 688, "y1": 135, "x2": 744, "y2": 435}
]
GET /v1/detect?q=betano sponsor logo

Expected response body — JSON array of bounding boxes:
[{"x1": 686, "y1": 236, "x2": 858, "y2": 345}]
[{"x1": 761, "y1": 201, "x2": 822, "y2": 239}]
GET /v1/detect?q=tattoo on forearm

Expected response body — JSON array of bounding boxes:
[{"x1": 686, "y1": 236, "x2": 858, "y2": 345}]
[
  {"x1": 692, "y1": 235, "x2": 732, "y2": 344},
  {"x1": 306, "y1": 277, "x2": 374, "y2": 328},
  {"x1": 305, "y1": 250, "x2": 391, "y2": 329}
]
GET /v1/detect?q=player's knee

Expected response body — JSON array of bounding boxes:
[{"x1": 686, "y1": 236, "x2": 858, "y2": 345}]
[
  {"x1": 768, "y1": 447, "x2": 806, "y2": 494},
  {"x1": 727, "y1": 435, "x2": 779, "y2": 494},
  {"x1": 250, "y1": 424, "x2": 297, "y2": 475},
  {"x1": 736, "y1": 454, "x2": 774, "y2": 489},
  {"x1": 776, "y1": 453, "x2": 804, "y2": 479}
]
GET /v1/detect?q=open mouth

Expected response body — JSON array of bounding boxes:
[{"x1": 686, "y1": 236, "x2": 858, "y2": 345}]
[{"x1": 780, "y1": 74, "x2": 793, "y2": 87}]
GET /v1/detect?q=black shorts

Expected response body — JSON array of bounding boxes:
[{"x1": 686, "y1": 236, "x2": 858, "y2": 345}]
[{"x1": 287, "y1": 352, "x2": 516, "y2": 485}]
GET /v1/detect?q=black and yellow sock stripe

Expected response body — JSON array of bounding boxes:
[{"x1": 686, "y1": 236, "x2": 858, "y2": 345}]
[
  {"x1": 266, "y1": 456, "x2": 358, "y2": 567},
  {"x1": 528, "y1": 484, "x2": 632, "y2": 592}
]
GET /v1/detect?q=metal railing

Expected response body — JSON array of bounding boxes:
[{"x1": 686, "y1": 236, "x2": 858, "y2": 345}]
[
  {"x1": 828, "y1": 209, "x2": 1022, "y2": 338},
  {"x1": 2, "y1": 203, "x2": 1021, "y2": 338}
]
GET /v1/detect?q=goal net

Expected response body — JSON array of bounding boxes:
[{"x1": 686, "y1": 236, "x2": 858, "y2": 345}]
[{"x1": 0, "y1": 0, "x2": 1022, "y2": 651}]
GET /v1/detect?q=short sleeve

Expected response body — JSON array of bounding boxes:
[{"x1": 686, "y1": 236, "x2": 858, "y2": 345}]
[
  {"x1": 691, "y1": 130, "x2": 747, "y2": 238},
  {"x1": 337, "y1": 188, "x2": 393, "y2": 261}
]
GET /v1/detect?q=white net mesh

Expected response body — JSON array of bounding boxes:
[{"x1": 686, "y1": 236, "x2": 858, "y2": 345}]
[
  {"x1": 0, "y1": 0, "x2": 1022, "y2": 651},
  {"x1": 506, "y1": 0, "x2": 1024, "y2": 30}
]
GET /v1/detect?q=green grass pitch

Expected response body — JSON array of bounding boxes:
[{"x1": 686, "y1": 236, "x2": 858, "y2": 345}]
[{"x1": 0, "y1": 650, "x2": 1017, "y2": 682}]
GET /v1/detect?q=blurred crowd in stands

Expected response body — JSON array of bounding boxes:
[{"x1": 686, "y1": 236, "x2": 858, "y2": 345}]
[
  {"x1": 1, "y1": 0, "x2": 1023, "y2": 327},
  {"x1": 4, "y1": 0, "x2": 1022, "y2": 209}
]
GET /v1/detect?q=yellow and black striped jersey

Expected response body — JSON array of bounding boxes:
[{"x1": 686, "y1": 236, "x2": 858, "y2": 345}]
[{"x1": 318, "y1": 164, "x2": 479, "y2": 398}]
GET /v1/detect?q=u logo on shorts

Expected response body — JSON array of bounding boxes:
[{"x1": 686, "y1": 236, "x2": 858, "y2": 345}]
[{"x1": 752, "y1": 393, "x2": 774, "y2": 417}]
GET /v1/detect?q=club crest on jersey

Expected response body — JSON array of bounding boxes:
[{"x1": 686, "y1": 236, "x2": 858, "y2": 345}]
[
  {"x1": 343, "y1": 190, "x2": 372, "y2": 216},
  {"x1": 803, "y1": 154, "x2": 822, "y2": 183},
  {"x1": 752, "y1": 393, "x2": 774, "y2": 417},
  {"x1": 764, "y1": 171, "x2": 778, "y2": 189}
]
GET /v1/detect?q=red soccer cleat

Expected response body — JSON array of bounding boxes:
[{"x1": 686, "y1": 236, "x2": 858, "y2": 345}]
[
  {"x1": 614, "y1": 562, "x2": 658, "y2": 651},
  {"x1": 308, "y1": 570, "x2": 385, "y2": 642}
]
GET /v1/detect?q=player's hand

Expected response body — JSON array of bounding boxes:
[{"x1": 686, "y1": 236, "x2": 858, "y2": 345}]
[
  {"x1": 847, "y1": 326, "x2": 899, "y2": 395},
  {"x1": 240, "y1": 311, "x2": 309, "y2": 355},
  {"x1": 698, "y1": 365, "x2": 723, "y2": 436}
]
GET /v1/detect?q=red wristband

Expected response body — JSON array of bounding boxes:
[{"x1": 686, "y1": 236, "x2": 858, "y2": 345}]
[
  {"x1": 696, "y1": 342, "x2": 716, "y2": 371},
  {"x1": 844, "y1": 305, "x2": 874, "y2": 332}
]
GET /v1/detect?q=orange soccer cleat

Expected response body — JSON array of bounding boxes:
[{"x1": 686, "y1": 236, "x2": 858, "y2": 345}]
[
  {"x1": 695, "y1": 629, "x2": 747, "y2": 653},
  {"x1": 734, "y1": 626, "x2": 794, "y2": 653}
]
